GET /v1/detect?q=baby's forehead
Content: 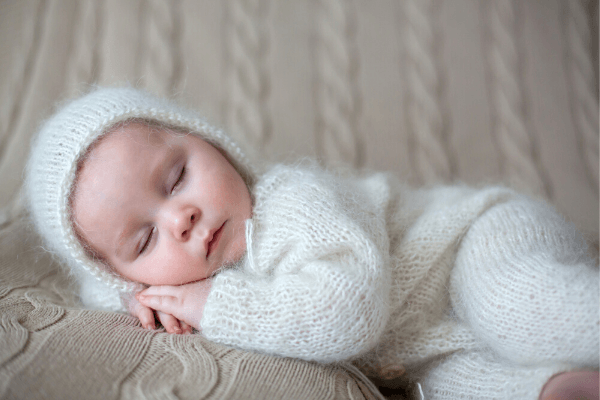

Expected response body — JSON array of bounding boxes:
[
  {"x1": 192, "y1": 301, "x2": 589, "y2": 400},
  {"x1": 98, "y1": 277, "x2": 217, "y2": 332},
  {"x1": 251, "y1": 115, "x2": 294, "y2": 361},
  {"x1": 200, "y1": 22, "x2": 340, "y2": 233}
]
[
  {"x1": 104, "y1": 121, "x2": 173, "y2": 146},
  {"x1": 75, "y1": 123, "x2": 172, "y2": 190},
  {"x1": 82, "y1": 122, "x2": 179, "y2": 163}
]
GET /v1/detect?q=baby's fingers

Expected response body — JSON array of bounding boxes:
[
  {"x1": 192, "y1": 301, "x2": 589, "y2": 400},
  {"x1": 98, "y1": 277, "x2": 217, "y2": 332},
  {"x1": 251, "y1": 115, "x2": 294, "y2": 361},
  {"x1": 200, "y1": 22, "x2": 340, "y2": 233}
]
[
  {"x1": 140, "y1": 285, "x2": 181, "y2": 298},
  {"x1": 180, "y1": 321, "x2": 193, "y2": 335},
  {"x1": 134, "y1": 302, "x2": 156, "y2": 330},
  {"x1": 156, "y1": 311, "x2": 182, "y2": 334},
  {"x1": 137, "y1": 294, "x2": 181, "y2": 320}
]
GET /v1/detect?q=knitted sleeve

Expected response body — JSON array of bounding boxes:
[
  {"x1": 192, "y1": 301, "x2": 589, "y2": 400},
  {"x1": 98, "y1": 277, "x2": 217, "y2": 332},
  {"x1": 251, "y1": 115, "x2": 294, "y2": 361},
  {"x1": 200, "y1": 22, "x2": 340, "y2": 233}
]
[{"x1": 201, "y1": 166, "x2": 392, "y2": 363}]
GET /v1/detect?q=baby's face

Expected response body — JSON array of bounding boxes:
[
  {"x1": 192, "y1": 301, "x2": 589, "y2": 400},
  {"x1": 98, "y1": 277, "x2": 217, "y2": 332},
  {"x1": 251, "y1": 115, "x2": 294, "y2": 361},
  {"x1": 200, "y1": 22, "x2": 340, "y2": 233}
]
[{"x1": 72, "y1": 122, "x2": 252, "y2": 286}]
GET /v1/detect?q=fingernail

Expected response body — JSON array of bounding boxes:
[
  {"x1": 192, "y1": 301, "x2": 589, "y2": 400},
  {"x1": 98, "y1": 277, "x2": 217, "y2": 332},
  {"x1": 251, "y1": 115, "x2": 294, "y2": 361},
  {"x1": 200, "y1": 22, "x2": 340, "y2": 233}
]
[
  {"x1": 174, "y1": 326, "x2": 182, "y2": 334},
  {"x1": 149, "y1": 324, "x2": 156, "y2": 330},
  {"x1": 137, "y1": 295, "x2": 146, "y2": 301}
]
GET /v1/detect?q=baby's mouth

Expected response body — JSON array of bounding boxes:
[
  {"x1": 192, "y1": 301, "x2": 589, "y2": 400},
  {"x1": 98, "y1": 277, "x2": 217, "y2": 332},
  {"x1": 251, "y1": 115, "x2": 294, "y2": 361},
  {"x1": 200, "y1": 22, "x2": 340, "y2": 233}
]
[{"x1": 206, "y1": 221, "x2": 226, "y2": 259}]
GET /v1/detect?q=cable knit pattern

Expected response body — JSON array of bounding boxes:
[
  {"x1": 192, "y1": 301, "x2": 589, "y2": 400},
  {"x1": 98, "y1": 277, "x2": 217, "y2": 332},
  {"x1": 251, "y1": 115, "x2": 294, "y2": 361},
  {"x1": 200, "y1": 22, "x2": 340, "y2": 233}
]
[
  {"x1": 403, "y1": 0, "x2": 455, "y2": 183},
  {"x1": 2, "y1": 1, "x2": 598, "y2": 238},
  {"x1": 222, "y1": 0, "x2": 272, "y2": 149},
  {"x1": 64, "y1": 0, "x2": 104, "y2": 94},
  {"x1": 312, "y1": 0, "x2": 364, "y2": 168},
  {"x1": 563, "y1": 0, "x2": 599, "y2": 195},
  {"x1": 483, "y1": 0, "x2": 553, "y2": 198},
  {"x1": 0, "y1": 0, "x2": 47, "y2": 163},
  {"x1": 138, "y1": 0, "x2": 184, "y2": 96}
]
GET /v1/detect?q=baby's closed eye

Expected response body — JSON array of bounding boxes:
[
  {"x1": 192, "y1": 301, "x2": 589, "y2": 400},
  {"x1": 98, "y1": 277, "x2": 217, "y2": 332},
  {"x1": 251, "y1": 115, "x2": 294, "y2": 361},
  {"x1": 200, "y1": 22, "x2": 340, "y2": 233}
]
[
  {"x1": 138, "y1": 227, "x2": 156, "y2": 255},
  {"x1": 169, "y1": 163, "x2": 187, "y2": 194}
]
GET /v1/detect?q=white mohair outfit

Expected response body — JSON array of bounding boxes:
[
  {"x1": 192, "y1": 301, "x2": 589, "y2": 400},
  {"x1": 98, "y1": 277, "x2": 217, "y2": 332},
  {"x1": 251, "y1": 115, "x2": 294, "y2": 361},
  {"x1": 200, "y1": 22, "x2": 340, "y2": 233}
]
[{"x1": 26, "y1": 87, "x2": 599, "y2": 400}]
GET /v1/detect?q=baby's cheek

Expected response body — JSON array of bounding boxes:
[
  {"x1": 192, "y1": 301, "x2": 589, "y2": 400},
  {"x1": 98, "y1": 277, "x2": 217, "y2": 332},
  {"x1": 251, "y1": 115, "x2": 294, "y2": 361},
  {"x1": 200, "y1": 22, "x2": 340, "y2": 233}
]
[{"x1": 149, "y1": 245, "x2": 205, "y2": 285}]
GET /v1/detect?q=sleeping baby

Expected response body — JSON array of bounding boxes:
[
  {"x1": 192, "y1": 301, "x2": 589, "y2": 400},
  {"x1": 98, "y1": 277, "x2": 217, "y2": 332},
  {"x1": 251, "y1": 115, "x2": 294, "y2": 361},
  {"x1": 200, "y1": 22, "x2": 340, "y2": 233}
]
[{"x1": 26, "y1": 87, "x2": 599, "y2": 400}]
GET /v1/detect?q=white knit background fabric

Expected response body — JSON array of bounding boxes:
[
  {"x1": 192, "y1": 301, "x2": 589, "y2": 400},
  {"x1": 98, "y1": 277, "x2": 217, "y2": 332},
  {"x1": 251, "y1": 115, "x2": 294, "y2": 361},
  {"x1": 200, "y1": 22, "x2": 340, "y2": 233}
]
[{"x1": 0, "y1": 0, "x2": 598, "y2": 244}]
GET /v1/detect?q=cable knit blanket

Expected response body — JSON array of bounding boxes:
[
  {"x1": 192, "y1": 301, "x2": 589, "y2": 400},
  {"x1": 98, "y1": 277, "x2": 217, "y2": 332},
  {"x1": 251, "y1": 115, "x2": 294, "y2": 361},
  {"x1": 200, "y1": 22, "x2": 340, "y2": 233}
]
[{"x1": 0, "y1": 1, "x2": 597, "y2": 399}]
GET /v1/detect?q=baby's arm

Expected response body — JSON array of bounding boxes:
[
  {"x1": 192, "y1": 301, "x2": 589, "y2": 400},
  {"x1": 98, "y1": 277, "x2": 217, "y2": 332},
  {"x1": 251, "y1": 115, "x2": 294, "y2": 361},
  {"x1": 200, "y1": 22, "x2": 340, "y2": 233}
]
[
  {"x1": 200, "y1": 168, "x2": 391, "y2": 362},
  {"x1": 141, "y1": 166, "x2": 392, "y2": 362},
  {"x1": 201, "y1": 257, "x2": 390, "y2": 363},
  {"x1": 137, "y1": 253, "x2": 389, "y2": 362}
]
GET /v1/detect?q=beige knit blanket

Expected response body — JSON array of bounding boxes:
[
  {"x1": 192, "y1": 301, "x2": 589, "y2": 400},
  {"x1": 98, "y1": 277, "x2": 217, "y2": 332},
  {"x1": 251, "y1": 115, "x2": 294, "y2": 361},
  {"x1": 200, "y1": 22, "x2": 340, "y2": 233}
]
[{"x1": 0, "y1": 1, "x2": 597, "y2": 398}]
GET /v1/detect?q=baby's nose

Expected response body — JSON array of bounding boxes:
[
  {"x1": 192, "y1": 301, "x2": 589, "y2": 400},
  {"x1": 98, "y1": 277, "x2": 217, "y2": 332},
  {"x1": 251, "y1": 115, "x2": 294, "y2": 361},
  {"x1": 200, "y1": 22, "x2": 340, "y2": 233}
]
[{"x1": 172, "y1": 207, "x2": 200, "y2": 240}]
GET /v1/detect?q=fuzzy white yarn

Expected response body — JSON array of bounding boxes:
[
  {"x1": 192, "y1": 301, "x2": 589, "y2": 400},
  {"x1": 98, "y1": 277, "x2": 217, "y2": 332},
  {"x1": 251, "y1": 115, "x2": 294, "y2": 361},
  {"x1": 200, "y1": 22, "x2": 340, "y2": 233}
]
[
  {"x1": 203, "y1": 165, "x2": 392, "y2": 362},
  {"x1": 25, "y1": 86, "x2": 256, "y2": 302},
  {"x1": 201, "y1": 164, "x2": 598, "y2": 399}
]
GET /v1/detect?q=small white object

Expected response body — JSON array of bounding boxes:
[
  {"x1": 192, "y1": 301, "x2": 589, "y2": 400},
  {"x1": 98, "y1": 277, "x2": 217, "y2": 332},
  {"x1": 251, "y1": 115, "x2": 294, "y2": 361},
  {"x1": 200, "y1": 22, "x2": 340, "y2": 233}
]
[{"x1": 416, "y1": 382, "x2": 425, "y2": 400}]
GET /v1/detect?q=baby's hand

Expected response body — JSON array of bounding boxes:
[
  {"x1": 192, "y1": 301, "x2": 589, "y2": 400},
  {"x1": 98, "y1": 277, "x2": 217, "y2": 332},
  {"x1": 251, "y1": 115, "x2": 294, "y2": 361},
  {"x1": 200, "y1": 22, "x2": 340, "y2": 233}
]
[
  {"x1": 136, "y1": 278, "x2": 212, "y2": 332},
  {"x1": 124, "y1": 292, "x2": 193, "y2": 334}
]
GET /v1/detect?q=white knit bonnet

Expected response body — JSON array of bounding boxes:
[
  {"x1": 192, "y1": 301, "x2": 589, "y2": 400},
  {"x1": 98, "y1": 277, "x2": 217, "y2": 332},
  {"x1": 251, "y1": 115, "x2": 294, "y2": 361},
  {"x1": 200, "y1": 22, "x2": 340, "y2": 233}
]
[{"x1": 26, "y1": 86, "x2": 256, "y2": 292}]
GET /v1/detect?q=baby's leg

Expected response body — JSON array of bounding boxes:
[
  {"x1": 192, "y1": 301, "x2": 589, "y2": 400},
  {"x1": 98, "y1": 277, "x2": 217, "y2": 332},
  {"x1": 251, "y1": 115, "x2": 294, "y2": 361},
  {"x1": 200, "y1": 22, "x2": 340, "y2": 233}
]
[
  {"x1": 449, "y1": 195, "x2": 599, "y2": 367},
  {"x1": 416, "y1": 349, "x2": 571, "y2": 400}
]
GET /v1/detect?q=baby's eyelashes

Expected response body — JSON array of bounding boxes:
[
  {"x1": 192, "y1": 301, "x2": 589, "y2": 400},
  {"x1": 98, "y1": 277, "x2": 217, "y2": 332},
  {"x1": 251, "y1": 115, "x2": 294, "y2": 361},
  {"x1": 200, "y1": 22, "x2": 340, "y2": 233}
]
[
  {"x1": 170, "y1": 165, "x2": 187, "y2": 194},
  {"x1": 138, "y1": 227, "x2": 156, "y2": 255}
]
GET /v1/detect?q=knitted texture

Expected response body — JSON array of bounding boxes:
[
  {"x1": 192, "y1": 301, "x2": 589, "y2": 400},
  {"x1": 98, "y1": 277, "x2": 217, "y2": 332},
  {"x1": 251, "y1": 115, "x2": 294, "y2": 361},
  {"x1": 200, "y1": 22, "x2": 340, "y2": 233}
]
[
  {"x1": 200, "y1": 164, "x2": 598, "y2": 399},
  {"x1": 356, "y1": 184, "x2": 516, "y2": 372},
  {"x1": 419, "y1": 350, "x2": 570, "y2": 400},
  {"x1": 25, "y1": 87, "x2": 256, "y2": 302},
  {"x1": 203, "y1": 165, "x2": 391, "y2": 362},
  {"x1": 450, "y1": 196, "x2": 598, "y2": 367},
  {"x1": 25, "y1": 88, "x2": 599, "y2": 397}
]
